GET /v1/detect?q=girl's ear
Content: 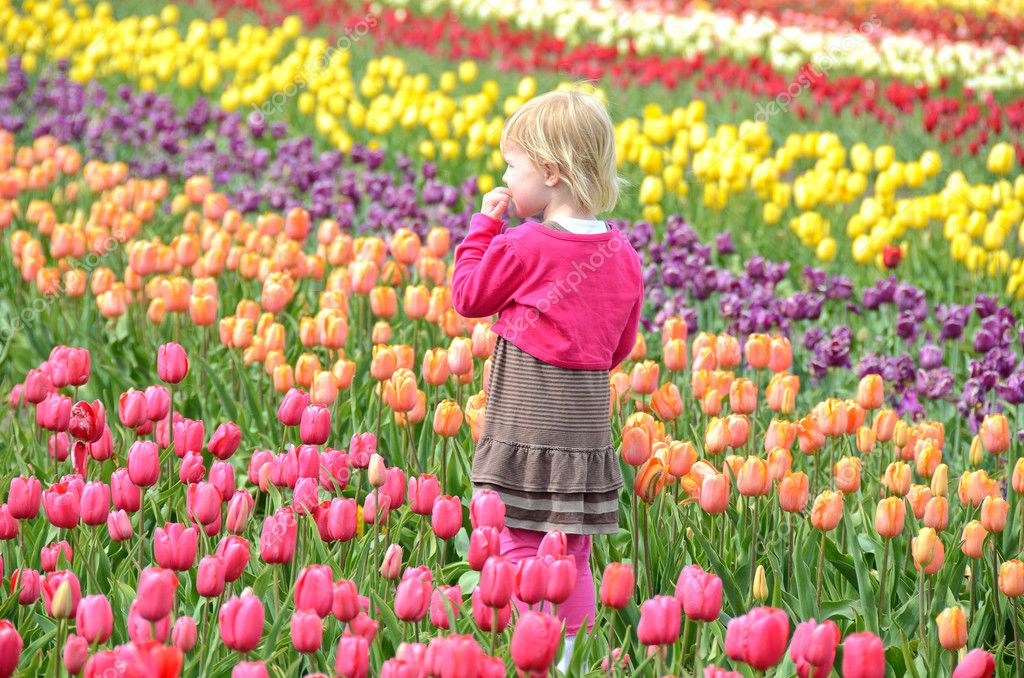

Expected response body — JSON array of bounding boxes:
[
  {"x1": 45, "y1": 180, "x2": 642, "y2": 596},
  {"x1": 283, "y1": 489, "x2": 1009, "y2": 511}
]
[{"x1": 541, "y1": 162, "x2": 560, "y2": 188}]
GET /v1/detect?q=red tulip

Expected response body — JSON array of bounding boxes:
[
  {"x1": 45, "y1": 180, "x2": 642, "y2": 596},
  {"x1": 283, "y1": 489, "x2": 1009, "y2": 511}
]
[
  {"x1": 600, "y1": 562, "x2": 634, "y2": 609},
  {"x1": 42, "y1": 570, "x2": 81, "y2": 618},
  {"x1": 467, "y1": 526, "x2": 500, "y2": 571},
  {"x1": 469, "y1": 490, "x2": 505, "y2": 531},
  {"x1": 62, "y1": 634, "x2": 88, "y2": 676},
  {"x1": 154, "y1": 523, "x2": 198, "y2": 571},
  {"x1": 10, "y1": 568, "x2": 41, "y2": 605},
  {"x1": 209, "y1": 461, "x2": 236, "y2": 501},
  {"x1": 480, "y1": 555, "x2": 515, "y2": 608},
  {"x1": 7, "y1": 476, "x2": 41, "y2": 520},
  {"x1": 291, "y1": 609, "x2": 323, "y2": 654},
  {"x1": 538, "y1": 530, "x2": 567, "y2": 559},
  {"x1": 79, "y1": 482, "x2": 109, "y2": 527},
  {"x1": 295, "y1": 565, "x2": 333, "y2": 618},
  {"x1": 180, "y1": 454, "x2": 206, "y2": 486},
  {"x1": 545, "y1": 556, "x2": 577, "y2": 605},
  {"x1": 952, "y1": 648, "x2": 996, "y2": 678},
  {"x1": 157, "y1": 342, "x2": 189, "y2": 384},
  {"x1": 332, "y1": 579, "x2": 360, "y2": 622},
  {"x1": 68, "y1": 401, "x2": 102, "y2": 443},
  {"x1": 300, "y1": 405, "x2": 330, "y2": 445},
  {"x1": 395, "y1": 575, "x2": 431, "y2": 622},
  {"x1": 725, "y1": 606, "x2": 791, "y2": 671},
  {"x1": 219, "y1": 590, "x2": 265, "y2": 652},
  {"x1": 215, "y1": 535, "x2": 251, "y2": 582},
  {"x1": 208, "y1": 421, "x2": 241, "y2": 459},
  {"x1": 0, "y1": 619, "x2": 23, "y2": 678},
  {"x1": 196, "y1": 555, "x2": 226, "y2": 598},
  {"x1": 42, "y1": 483, "x2": 80, "y2": 529},
  {"x1": 277, "y1": 388, "x2": 309, "y2": 427},
  {"x1": 789, "y1": 618, "x2": 840, "y2": 678},
  {"x1": 127, "y1": 441, "x2": 160, "y2": 488},
  {"x1": 515, "y1": 557, "x2": 549, "y2": 606},
  {"x1": 637, "y1": 596, "x2": 682, "y2": 645},
  {"x1": 76, "y1": 594, "x2": 113, "y2": 644},
  {"x1": 409, "y1": 474, "x2": 440, "y2": 515},
  {"x1": 23, "y1": 368, "x2": 51, "y2": 404},
  {"x1": 841, "y1": 631, "x2": 885, "y2": 678},
  {"x1": 335, "y1": 635, "x2": 370, "y2": 678},
  {"x1": 675, "y1": 564, "x2": 723, "y2": 622},
  {"x1": 172, "y1": 616, "x2": 198, "y2": 653},
  {"x1": 431, "y1": 495, "x2": 462, "y2": 540},
  {"x1": 110, "y1": 468, "x2": 140, "y2": 512},
  {"x1": 510, "y1": 611, "x2": 562, "y2": 674},
  {"x1": 429, "y1": 585, "x2": 463, "y2": 629}
]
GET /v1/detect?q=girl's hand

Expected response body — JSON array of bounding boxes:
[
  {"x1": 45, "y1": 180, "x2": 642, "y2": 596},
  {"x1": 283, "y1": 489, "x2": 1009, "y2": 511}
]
[{"x1": 481, "y1": 187, "x2": 512, "y2": 221}]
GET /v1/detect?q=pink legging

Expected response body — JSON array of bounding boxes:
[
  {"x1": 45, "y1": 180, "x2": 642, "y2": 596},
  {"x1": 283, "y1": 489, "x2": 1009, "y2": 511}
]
[{"x1": 499, "y1": 526, "x2": 595, "y2": 636}]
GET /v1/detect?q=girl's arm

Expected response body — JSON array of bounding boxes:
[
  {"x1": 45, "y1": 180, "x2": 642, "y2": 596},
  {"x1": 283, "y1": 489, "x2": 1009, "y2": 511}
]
[
  {"x1": 610, "y1": 286, "x2": 644, "y2": 370},
  {"x1": 451, "y1": 213, "x2": 526, "y2": 319}
]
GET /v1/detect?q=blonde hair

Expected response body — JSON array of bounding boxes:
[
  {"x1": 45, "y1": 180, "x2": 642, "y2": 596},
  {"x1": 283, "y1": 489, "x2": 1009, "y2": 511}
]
[{"x1": 500, "y1": 87, "x2": 623, "y2": 216}]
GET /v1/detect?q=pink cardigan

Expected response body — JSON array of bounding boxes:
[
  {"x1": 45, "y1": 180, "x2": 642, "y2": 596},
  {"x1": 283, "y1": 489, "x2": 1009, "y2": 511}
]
[{"x1": 451, "y1": 212, "x2": 644, "y2": 370}]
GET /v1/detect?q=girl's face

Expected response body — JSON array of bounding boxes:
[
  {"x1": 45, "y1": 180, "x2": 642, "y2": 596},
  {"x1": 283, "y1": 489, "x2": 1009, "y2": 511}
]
[{"x1": 501, "y1": 143, "x2": 555, "y2": 220}]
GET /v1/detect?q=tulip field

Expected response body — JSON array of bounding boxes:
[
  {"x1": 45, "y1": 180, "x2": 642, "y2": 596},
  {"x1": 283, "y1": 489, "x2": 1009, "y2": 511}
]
[{"x1": 2, "y1": 0, "x2": 1024, "y2": 675}]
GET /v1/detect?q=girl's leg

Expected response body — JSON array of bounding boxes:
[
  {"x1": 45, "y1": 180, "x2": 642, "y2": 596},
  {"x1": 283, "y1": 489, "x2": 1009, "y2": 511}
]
[{"x1": 557, "y1": 533, "x2": 596, "y2": 636}]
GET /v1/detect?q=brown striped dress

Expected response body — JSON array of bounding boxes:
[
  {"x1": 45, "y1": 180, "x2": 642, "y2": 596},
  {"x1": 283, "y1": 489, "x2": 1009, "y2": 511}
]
[{"x1": 470, "y1": 220, "x2": 624, "y2": 535}]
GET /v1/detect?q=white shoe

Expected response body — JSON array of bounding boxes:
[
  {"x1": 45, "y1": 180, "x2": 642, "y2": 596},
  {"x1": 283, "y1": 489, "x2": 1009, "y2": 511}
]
[{"x1": 556, "y1": 635, "x2": 576, "y2": 674}]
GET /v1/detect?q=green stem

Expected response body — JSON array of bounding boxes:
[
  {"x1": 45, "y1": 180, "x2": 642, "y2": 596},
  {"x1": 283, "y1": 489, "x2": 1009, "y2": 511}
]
[
  {"x1": 815, "y1": 530, "x2": 826, "y2": 608},
  {"x1": 877, "y1": 538, "x2": 889, "y2": 621}
]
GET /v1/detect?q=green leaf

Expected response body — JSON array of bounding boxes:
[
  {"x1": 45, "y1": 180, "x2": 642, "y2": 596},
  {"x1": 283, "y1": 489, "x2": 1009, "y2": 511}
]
[{"x1": 843, "y1": 510, "x2": 880, "y2": 633}]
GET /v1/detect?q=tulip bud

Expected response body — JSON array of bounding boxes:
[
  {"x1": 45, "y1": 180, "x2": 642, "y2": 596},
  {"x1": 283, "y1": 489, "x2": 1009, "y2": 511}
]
[{"x1": 752, "y1": 565, "x2": 767, "y2": 602}]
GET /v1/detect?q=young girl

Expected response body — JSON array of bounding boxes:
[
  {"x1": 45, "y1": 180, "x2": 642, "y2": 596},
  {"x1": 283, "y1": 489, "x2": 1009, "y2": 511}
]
[{"x1": 451, "y1": 89, "x2": 645, "y2": 670}]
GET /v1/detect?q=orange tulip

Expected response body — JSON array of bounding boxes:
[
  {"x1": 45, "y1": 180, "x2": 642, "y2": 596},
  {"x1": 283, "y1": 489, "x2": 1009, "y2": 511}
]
[
  {"x1": 629, "y1": 333, "x2": 647, "y2": 362},
  {"x1": 621, "y1": 426, "x2": 652, "y2": 467},
  {"x1": 311, "y1": 371, "x2": 339, "y2": 407},
  {"x1": 892, "y1": 420, "x2": 910, "y2": 448},
  {"x1": 810, "y1": 490, "x2": 843, "y2": 531},
  {"x1": 980, "y1": 413, "x2": 1010, "y2": 454},
  {"x1": 856, "y1": 374, "x2": 884, "y2": 410},
  {"x1": 690, "y1": 370, "x2": 712, "y2": 399},
  {"x1": 923, "y1": 496, "x2": 949, "y2": 531},
  {"x1": 744, "y1": 333, "x2": 770, "y2": 369},
  {"x1": 630, "y1": 361, "x2": 659, "y2": 395},
  {"x1": 372, "y1": 321, "x2": 392, "y2": 344},
  {"x1": 634, "y1": 457, "x2": 668, "y2": 504},
  {"x1": 935, "y1": 607, "x2": 967, "y2": 650},
  {"x1": 765, "y1": 373, "x2": 799, "y2": 413},
  {"x1": 737, "y1": 457, "x2": 770, "y2": 497},
  {"x1": 395, "y1": 389, "x2": 427, "y2": 427},
  {"x1": 907, "y1": 485, "x2": 932, "y2": 519},
  {"x1": 332, "y1": 359, "x2": 356, "y2": 390},
  {"x1": 190, "y1": 294, "x2": 217, "y2": 327},
  {"x1": 692, "y1": 347, "x2": 717, "y2": 372},
  {"x1": 447, "y1": 338, "x2": 472, "y2": 376},
  {"x1": 834, "y1": 457, "x2": 862, "y2": 493},
  {"x1": 370, "y1": 286, "x2": 397, "y2": 318},
  {"x1": 664, "y1": 441, "x2": 697, "y2": 478},
  {"x1": 958, "y1": 470, "x2": 999, "y2": 508},
  {"x1": 796, "y1": 416, "x2": 825, "y2": 455},
  {"x1": 778, "y1": 472, "x2": 809, "y2": 513},
  {"x1": 931, "y1": 464, "x2": 949, "y2": 498},
  {"x1": 145, "y1": 297, "x2": 164, "y2": 323},
  {"x1": 763, "y1": 419, "x2": 797, "y2": 453},
  {"x1": 856, "y1": 426, "x2": 876, "y2": 454},
  {"x1": 295, "y1": 353, "x2": 321, "y2": 389},
  {"x1": 715, "y1": 334, "x2": 741, "y2": 369},
  {"x1": 872, "y1": 409, "x2": 898, "y2": 442},
  {"x1": 426, "y1": 227, "x2": 450, "y2": 258},
  {"x1": 370, "y1": 345, "x2": 398, "y2": 381},
  {"x1": 698, "y1": 473, "x2": 729, "y2": 514},
  {"x1": 729, "y1": 378, "x2": 757, "y2": 415},
  {"x1": 767, "y1": 336, "x2": 792, "y2": 373},
  {"x1": 999, "y1": 560, "x2": 1024, "y2": 597},
  {"x1": 766, "y1": 447, "x2": 793, "y2": 481},
  {"x1": 883, "y1": 462, "x2": 912, "y2": 496},
  {"x1": 389, "y1": 227, "x2": 421, "y2": 265},
  {"x1": 815, "y1": 398, "x2": 848, "y2": 437},
  {"x1": 421, "y1": 348, "x2": 450, "y2": 386},
  {"x1": 705, "y1": 418, "x2": 729, "y2": 455},
  {"x1": 1014, "y1": 458, "x2": 1024, "y2": 495},
  {"x1": 726, "y1": 415, "x2": 750, "y2": 449},
  {"x1": 691, "y1": 332, "x2": 715, "y2": 360},
  {"x1": 433, "y1": 400, "x2": 464, "y2": 437},
  {"x1": 701, "y1": 389, "x2": 723, "y2": 417},
  {"x1": 981, "y1": 496, "x2": 1009, "y2": 533},
  {"x1": 272, "y1": 364, "x2": 294, "y2": 393},
  {"x1": 661, "y1": 316, "x2": 688, "y2": 346},
  {"x1": 650, "y1": 383, "x2": 683, "y2": 421},
  {"x1": 914, "y1": 441, "x2": 942, "y2": 479},
  {"x1": 874, "y1": 496, "x2": 906, "y2": 538},
  {"x1": 961, "y1": 520, "x2": 987, "y2": 559},
  {"x1": 404, "y1": 285, "x2": 430, "y2": 320},
  {"x1": 385, "y1": 369, "x2": 419, "y2": 413},
  {"x1": 663, "y1": 338, "x2": 687, "y2": 372},
  {"x1": 912, "y1": 528, "x2": 945, "y2": 575}
]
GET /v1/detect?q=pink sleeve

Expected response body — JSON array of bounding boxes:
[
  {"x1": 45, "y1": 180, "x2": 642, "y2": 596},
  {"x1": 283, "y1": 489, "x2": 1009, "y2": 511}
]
[
  {"x1": 451, "y1": 213, "x2": 526, "y2": 319},
  {"x1": 610, "y1": 282, "x2": 644, "y2": 370}
]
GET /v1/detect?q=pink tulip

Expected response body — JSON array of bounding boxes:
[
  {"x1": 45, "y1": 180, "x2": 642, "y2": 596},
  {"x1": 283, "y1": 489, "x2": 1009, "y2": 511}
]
[
  {"x1": 79, "y1": 481, "x2": 109, "y2": 526},
  {"x1": 209, "y1": 461, "x2": 235, "y2": 500},
  {"x1": 841, "y1": 631, "x2": 885, "y2": 678},
  {"x1": 215, "y1": 535, "x2": 251, "y2": 582},
  {"x1": 219, "y1": 590, "x2": 265, "y2": 652},
  {"x1": 545, "y1": 556, "x2": 577, "y2": 605},
  {"x1": 318, "y1": 497, "x2": 356, "y2": 542},
  {"x1": 431, "y1": 495, "x2": 462, "y2": 540},
  {"x1": 291, "y1": 609, "x2": 323, "y2": 654},
  {"x1": 510, "y1": 611, "x2": 562, "y2": 674},
  {"x1": 157, "y1": 342, "x2": 189, "y2": 383},
  {"x1": 48, "y1": 432, "x2": 70, "y2": 462},
  {"x1": 42, "y1": 570, "x2": 81, "y2": 617},
  {"x1": 515, "y1": 557, "x2": 549, "y2": 606},
  {"x1": 89, "y1": 426, "x2": 113, "y2": 462},
  {"x1": 187, "y1": 482, "x2": 221, "y2": 526},
  {"x1": 429, "y1": 585, "x2": 463, "y2": 629},
  {"x1": 225, "y1": 490, "x2": 254, "y2": 534},
  {"x1": 468, "y1": 526, "x2": 501, "y2": 571},
  {"x1": 10, "y1": 569, "x2": 41, "y2": 605},
  {"x1": 638, "y1": 595, "x2": 682, "y2": 645},
  {"x1": 471, "y1": 586, "x2": 510, "y2": 632},
  {"x1": 110, "y1": 468, "x2": 141, "y2": 512},
  {"x1": 135, "y1": 566, "x2": 178, "y2": 621},
  {"x1": 0, "y1": 506, "x2": 17, "y2": 540},
  {"x1": 197, "y1": 555, "x2": 226, "y2": 598},
  {"x1": 76, "y1": 594, "x2": 113, "y2": 644},
  {"x1": 63, "y1": 633, "x2": 88, "y2": 676},
  {"x1": 675, "y1": 564, "x2": 723, "y2": 622},
  {"x1": 232, "y1": 661, "x2": 269, "y2": 678},
  {"x1": 293, "y1": 477, "x2": 320, "y2": 515},
  {"x1": 172, "y1": 615, "x2": 198, "y2": 653},
  {"x1": 40, "y1": 541, "x2": 72, "y2": 572},
  {"x1": 380, "y1": 544, "x2": 403, "y2": 580},
  {"x1": 208, "y1": 421, "x2": 241, "y2": 459},
  {"x1": 42, "y1": 483, "x2": 80, "y2": 529},
  {"x1": 127, "y1": 441, "x2": 160, "y2": 487},
  {"x1": 789, "y1": 619, "x2": 840, "y2": 678},
  {"x1": 144, "y1": 385, "x2": 170, "y2": 421},
  {"x1": 300, "y1": 405, "x2": 330, "y2": 445},
  {"x1": 8, "y1": 476, "x2": 41, "y2": 519},
  {"x1": 469, "y1": 490, "x2": 505, "y2": 531},
  {"x1": 394, "y1": 576, "x2": 431, "y2": 622},
  {"x1": 952, "y1": 649, "x2": 996, "y2": 678},
  {"x1": 362, "y1": 490, "x2": 390, "y2": 525},
  {"x1": 332, "y1": 579, "x2": 360, "y2": 622},
  {"x1": 0, "y1": 620, "x2": 22, "y2": 678},
  {"x1": 24, "y1": 368, "x2": 51, "y2": 404},
  {"x1": 119, "y1": 389, "x2": 147, "y2": 428},
  {"x1": 173, "y1": 418, "x2": 205, "y2": 458},
  {"x1": 348, "y1": 432, "x2": 376, "y2": 469},
  {"x1": 319, "y1": 449, "x2": 350, "y2": 492},
  {"x1": 68, "y1": 401, "x2": 102, "y2": 442},
  {"x1": 65, "y1": 348, "x2": 90, "y2": 386},
  {"x1": 382, "y1": 467, "x2": 406, "y2": 508},
  {"x1": 154, "y1": 523, "x2": 198, "y2": 571},
  {"x1": 725, "y1": 606, "x2": 791, "y2": 671},
  {"x1": 107, "y1": 510, "x2": 133, "y2": 541},
  {"x1": 38, "y1": 393, "x2": 72, "y2": 432},
  {"x1": 295, "y1": 565, "x2": 334, "y2": 618},
  {"x1": 277, "y1": 388, "x2": 309, "y2": 427},
  {"x1": 409, "y1": 474, "x2": 440, "y2": 515},
  {"x1": 127, "y1": 601, "x2": 170, "y2": 643},
  {"x1": 335, "y1": 635, "x2": 369, "y2": 678},
  {"x1": 260, "y1": 508, "x2": 298, "y2": 564},
  {"x1": 179, "y1": 451, "x2": 205, "y2": 484},
  {"x1": 538, "y1": 530, "x2": 567, "y2": 558}
]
